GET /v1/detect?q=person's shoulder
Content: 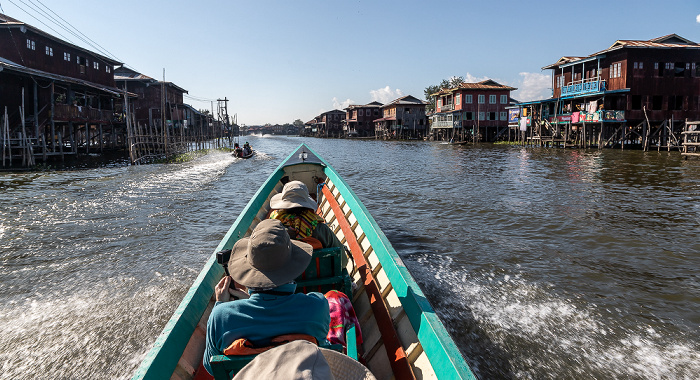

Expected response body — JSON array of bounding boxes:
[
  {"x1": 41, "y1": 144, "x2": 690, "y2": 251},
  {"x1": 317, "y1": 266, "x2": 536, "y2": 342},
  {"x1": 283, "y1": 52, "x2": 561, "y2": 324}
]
[{"x1": 211, "y1": 298, "x2": 252, "y2": 316}]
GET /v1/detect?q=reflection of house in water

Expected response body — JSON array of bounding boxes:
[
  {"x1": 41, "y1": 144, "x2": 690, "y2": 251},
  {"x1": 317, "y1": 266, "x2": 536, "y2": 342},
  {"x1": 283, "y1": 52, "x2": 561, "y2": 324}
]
[
  {"x1": 0, "y1": 12, "x2": 129, "y2": 166},
  {"x1": 518, "y1": 34, "x2": 700, "y2": 150}
]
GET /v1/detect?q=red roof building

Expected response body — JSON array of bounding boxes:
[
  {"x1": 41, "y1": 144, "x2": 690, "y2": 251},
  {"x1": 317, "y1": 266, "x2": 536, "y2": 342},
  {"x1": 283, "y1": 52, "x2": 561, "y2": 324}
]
[
  {"x1": 431, "y1": 79, "x2": 516, "y2": 142},
  {"x1": 521, "y1": 34, "x2": 700, "y2": 148}
]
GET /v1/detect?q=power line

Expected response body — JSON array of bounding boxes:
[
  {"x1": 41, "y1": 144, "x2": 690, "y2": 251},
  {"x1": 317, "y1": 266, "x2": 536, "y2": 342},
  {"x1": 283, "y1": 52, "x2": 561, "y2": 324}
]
[
  {"x1": 184, "y1": 93, "x2": 217, "y2": 102},
  {"x1": 30, "y1": 0, "x2": 121, "y2": 62},
  {"x1": 5, "y1": 0, "x2": 122, "y2": 66}
]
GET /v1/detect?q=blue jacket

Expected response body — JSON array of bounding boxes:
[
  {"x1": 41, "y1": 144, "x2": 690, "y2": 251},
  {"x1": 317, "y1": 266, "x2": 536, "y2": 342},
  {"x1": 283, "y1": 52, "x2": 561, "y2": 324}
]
[{"x1": 203, "y1": 283, "x2": 330, "y2": 375}]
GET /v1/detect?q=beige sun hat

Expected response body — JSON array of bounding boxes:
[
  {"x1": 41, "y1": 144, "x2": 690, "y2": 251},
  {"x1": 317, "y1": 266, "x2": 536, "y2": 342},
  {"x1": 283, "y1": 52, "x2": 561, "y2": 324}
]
[
  {"x1": 270, "y1": 181, "x2": 318, "y2": 210},
  {"x1": 228, "y1": 219, "x2": 313, "y2": 288},
  {"x1": 234, "y1": 340, "x2": 376, "y2": 380}
]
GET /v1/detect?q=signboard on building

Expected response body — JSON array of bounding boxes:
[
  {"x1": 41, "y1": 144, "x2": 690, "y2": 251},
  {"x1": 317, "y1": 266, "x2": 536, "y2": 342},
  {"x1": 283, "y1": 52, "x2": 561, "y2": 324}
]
[{"x1": 508, "y1": 108, "x2": 520, "y2": 124}]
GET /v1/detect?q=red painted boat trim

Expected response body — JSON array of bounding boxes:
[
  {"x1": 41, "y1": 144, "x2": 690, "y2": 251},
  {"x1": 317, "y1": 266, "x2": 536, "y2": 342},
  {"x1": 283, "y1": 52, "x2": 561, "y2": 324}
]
[{"x1": 321, "y1": 185, "x2": 416, "y2": 380}]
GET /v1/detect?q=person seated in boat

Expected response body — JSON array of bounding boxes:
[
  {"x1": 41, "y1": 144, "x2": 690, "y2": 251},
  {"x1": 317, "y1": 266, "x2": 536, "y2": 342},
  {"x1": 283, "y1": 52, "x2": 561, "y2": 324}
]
[
  {"x1": 233, "y1": 143, "x2": 242, "y2": 157},
  {"x1": 202, "y1": 219, "x2": 330, "y2": 376},
  {"x1": 243, "y1": 141, "x2": 252, "y2": 156},
  {"x1": 234, "y1": 340, "x2": 376, "y2": 380},
  {"x1": 269, "y1": 180, "x2": 345, "y2": 255}
]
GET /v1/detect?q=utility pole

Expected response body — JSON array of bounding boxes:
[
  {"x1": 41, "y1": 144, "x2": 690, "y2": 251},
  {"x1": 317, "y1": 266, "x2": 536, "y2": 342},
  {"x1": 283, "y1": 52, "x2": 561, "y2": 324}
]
[{"x1": 217, "y1": 97, "x2": 231, "y2": 146}]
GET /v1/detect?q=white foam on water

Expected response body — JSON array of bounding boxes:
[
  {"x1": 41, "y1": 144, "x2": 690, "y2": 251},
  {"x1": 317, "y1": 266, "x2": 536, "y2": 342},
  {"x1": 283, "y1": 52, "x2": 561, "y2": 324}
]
[
  {"x1": 410, "y1": 255, "x2": 700, "y2": 378},
  {"x1": 0, "y1": 275, "x2": 188, "y2": 379}
]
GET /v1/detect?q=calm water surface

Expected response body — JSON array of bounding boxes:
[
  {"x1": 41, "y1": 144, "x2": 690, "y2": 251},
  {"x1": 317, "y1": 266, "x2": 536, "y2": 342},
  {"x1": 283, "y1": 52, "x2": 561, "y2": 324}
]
[{"x1": 1, "y1": 136, "x2": 699, "y2": 379}]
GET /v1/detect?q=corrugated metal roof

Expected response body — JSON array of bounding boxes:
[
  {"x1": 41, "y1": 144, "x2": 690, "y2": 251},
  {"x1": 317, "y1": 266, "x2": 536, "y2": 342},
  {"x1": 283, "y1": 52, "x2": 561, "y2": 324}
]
[
  {"x1": 382, "y1": 95, "x2": 427, "y2": 107},
  {"x1": 543, "y1": 34, "x2": 699, "y2": 69},
  {"x1": 0, "y1": 59, "x2": 132, "y2": 97},
  {"x1": 432, "y1": 80, "x2": 517, "y2": 96}
]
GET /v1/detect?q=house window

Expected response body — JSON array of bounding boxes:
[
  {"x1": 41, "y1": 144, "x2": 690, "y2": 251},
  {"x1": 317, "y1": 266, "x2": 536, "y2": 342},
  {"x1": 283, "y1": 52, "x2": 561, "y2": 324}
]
[
  {"x1": 694, "y1": 62, "x2": 699, "y2": 76},
  {"x1": 63, "y1": 52, "x2": 70, "y2": 61},
  {"x1": 105, "y1": 66, "x2": 111, "y2": 73},
  {"x1": 464, "y1": 112, "x2": 473, "y2": 120},
  {"x1": 456, "y1": 94, "x2": 461, "y2": 104},
  {"x1": 93, "y1": 61, "x2": 99, "y2": 70},
  {"x1": 556, "y1": 75, "x2": 565, "y2": 88},
  {"x1": 489, "y1": 95, "x2": 496, "y2": 104},
  {"x1": 633, "y1": 62, "x2": 638, "y2": 69},
  {"x1": 478, "y1": 112, "x2": 485, "y2": 120},
  {"x1": 359, "y1": 109, "x2": 363, "y2": 116},
  {"x1": 610, "y1": 62, "x2": 622, "y2": 78},
  {"x1": 465, "y1": 94, "x2": 472, "y2": 104},
  {"x1": 500, "y1": 111, "x2": 507, "y2": 121},
  {"x1": 488, "y1": 112, "x2": 496, "y2": 120},
  {"x1": 478, "y1": 95, "x2": 485, "y2": 104},
  {"x1": 675, "y1": 62, "x2": 686, "y2": 77},
  {"x1": 500, "y1": 95, "x2": 507, "y2": 104},
  {"x1": 631, "y1": 95, "x2": 642, "y2": 110},
  {"x1": 26, "y1": 39, "x2": 35, "y2": 50},
  {"x1": 45, "y1": 46, "x2": 53, "y2": 56},
  {"x1": 652, "y1": 95, "x2": 663, "y2": 110}
]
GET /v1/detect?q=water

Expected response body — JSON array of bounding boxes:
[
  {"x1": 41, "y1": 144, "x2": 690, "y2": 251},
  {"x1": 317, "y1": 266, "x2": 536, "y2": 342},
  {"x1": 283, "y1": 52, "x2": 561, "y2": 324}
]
[{"x1": 1, "y1": 136, "x2": 699, "y2": 379}]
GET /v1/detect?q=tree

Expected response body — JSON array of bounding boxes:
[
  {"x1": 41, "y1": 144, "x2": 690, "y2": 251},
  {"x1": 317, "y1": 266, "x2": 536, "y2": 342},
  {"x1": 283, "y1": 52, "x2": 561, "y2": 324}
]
[{"x1": 424, "y1": 76, "x2": 465, "y2": 113}]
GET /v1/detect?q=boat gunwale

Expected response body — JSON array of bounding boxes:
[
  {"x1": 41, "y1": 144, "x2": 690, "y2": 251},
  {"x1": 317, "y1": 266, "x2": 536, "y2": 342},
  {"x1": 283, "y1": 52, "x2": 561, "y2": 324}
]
[{"x1": 316, "y1": 147, "x2": 477, "y2": 380}]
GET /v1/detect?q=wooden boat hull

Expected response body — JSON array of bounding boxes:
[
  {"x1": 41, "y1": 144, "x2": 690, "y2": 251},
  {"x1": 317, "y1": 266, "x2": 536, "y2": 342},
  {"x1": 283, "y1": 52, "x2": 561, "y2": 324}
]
[
  {"x1": 131, "y1": 144, "x2": 475, "y2": 380},
  {"x1": 233, "y1": 151, "x2": 254, "y2": 159}
]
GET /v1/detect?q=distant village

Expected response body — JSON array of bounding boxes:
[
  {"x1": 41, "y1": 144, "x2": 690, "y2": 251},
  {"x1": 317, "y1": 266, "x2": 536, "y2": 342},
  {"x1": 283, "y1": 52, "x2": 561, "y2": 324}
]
[{"x1": 1, "y1": 12, "x2": 699, "y2": 168}]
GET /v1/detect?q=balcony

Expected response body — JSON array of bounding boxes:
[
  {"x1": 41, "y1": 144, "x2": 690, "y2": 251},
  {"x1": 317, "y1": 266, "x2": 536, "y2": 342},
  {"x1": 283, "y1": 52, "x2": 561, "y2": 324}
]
[
  {"x1": 440, "y1": 103, "x2": 454, "y2": 112},
  {"x1": 561, "y1": 79, "x2": 606, "y2": 97},
  {"x1": 548, "y1": 110, "x2": 625, "y2": 124},
  {"x1": 53, "y1": 104, "x2": 115, "y2": 123}
]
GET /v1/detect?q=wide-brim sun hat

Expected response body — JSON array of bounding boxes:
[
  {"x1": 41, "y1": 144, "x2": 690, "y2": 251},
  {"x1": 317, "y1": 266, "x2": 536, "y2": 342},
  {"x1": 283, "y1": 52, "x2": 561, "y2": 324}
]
[
  {"x1": 270, "y1": 180, "x2": 318, "y2": 210},
  {"x1": 320, "y1": 345, "x2": 376, "y2": 380},
  {"x1": 228, "y1": 219, "x2": 313, "y2": 288},
  {"x1": 234, "y1": 340, "x2": 376, "y2": 380}
]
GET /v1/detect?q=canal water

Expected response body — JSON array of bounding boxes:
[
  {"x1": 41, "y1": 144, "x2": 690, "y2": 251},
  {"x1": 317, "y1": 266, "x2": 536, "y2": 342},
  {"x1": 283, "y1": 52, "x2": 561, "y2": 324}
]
[{"x1": 1, "y1": 136, "x2": 699, "y2": 379}]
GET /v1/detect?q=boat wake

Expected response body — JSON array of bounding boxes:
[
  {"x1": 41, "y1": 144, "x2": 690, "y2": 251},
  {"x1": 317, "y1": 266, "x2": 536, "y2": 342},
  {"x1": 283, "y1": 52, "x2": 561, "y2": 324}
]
[{"x1": 404, "y1": 254, "x2": 700, "y2": 379}]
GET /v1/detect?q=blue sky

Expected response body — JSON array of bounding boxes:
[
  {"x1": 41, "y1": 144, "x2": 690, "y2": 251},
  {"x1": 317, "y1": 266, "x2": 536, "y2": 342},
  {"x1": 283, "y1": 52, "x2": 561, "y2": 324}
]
[{"x1": 1, "y1": 0, "x2": 699, "y2": 125}]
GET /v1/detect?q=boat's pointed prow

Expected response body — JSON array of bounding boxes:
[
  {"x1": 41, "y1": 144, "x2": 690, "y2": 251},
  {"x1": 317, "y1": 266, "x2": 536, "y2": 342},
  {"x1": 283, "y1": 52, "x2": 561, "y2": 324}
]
[{"x1": 282, "y1": 144, "x2": 325, "y2": 168}]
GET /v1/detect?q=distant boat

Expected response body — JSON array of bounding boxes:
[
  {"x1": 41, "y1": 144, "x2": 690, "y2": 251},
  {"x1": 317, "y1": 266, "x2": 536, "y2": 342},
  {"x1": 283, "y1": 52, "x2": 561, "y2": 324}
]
[
  {"x1": 233, "y1": 150, "x2": 254, "y2": 159},
  {"x1": 131, "y1": 143, "x2": 476, "y2": 380}
]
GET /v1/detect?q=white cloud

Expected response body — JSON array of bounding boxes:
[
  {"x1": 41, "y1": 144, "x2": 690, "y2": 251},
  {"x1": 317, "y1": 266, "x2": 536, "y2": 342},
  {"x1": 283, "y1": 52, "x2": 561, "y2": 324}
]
[
  {"x1": 332, "y1": 97, "x2": 354, "y2": 110},
  {"x1": 512, "y1": 72, "x2": 552, "y2": 102},
  {"x1": 369, "y1": 86, "x2": 404, "y2": 104},
  {"x1": 696, "y1": 13, "x2": 700, "y2": 23},
  {"x1": 464, "y1": 72, "x2": 489, "y2": 83}
]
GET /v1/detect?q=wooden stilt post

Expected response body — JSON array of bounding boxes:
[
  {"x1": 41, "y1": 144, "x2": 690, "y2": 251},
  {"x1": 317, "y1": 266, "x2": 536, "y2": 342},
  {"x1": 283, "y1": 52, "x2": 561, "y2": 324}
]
[
  {"x1": 58, "y1": 131, "x2": 64, "y2": 163},
  {"x1": 50, "y1": 82, "x2": 56, "y2": 151}
]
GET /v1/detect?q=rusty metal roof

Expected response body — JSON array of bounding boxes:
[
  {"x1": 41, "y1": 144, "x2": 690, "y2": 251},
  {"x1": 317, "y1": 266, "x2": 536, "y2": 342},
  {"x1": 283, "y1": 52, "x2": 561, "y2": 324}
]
[
  {"x1": 382, "y1": 95, "x2": 427, "y2": 107},
  {"x1": 0, "y1": 57, "x2": 133, "y2": 97},
  {"x1": 114, "y1": 67, "x2": 156, "y2": 81},
  {"x1": 432, "y1": 80, "x2": 517, "y2": 96},
  {"x1": 543, "y1": 34, "x2": 700, "y2": 69}
]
